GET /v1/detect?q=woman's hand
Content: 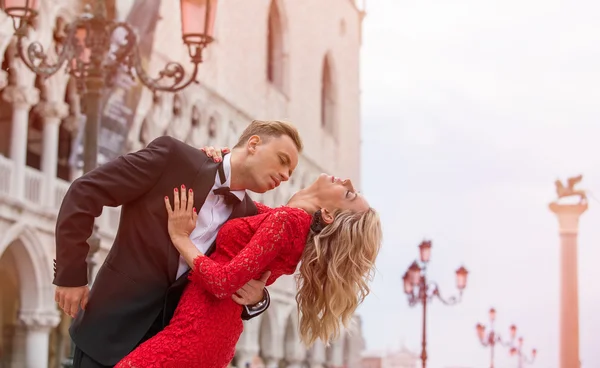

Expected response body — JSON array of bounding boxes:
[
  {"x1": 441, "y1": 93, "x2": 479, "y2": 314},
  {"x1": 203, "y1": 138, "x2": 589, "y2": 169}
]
[
  {"x1": 199, "y1": 146, "x2": 230, "y2": 162},
  {"x1": 165, "y1": 185, "x2": 198, "y2": 244}
]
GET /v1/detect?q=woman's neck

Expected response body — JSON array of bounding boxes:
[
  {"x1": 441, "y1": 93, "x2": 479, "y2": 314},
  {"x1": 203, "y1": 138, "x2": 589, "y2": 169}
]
[{"x1": 286, "y1": 189, "x2": 320, "y2": 215}]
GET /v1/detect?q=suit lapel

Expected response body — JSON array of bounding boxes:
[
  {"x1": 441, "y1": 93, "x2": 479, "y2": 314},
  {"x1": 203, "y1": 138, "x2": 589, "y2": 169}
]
[{"x1": 167, "y1": 156, "x2": 220, "y2": 284}]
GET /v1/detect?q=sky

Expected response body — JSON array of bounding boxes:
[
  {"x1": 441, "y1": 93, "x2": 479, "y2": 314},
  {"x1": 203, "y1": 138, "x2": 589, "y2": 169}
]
[{"x1": 357, "y1": 0, "x2": 600, "y2": 367}]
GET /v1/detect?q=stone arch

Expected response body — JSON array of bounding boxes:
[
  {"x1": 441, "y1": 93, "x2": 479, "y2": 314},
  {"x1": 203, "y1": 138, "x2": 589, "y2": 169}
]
[
  {"x1": 283, "y1": 310, "x2": 306, "y2": 364},
  {"x1": 0, "y1": 222, "x2": 55, "y2": 312},
  {"x1": 258, "y1": 307, "x2": 282, "y2": 364}
]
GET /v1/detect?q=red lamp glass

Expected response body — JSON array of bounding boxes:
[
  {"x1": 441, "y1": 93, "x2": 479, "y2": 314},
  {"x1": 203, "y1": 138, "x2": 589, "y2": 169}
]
[
  {"x1": 476, "y1": 323, "x2": 485, "y2": 341},
  {"x1": 402, "y1": 272, "x2": 413, "y2": 295},
  {"x1": 180, "y1": 0, "x2": 218, "y2": 47},
  {"x1": 489, "y1": 308, "x2": 496, "y2": 322},
  {"x1": 455, "y1": 265, "x2": 468, "y2": 290},
  {"x1": 1, "y1": 0, "x2": 38, "y2": 29},
  {"x1": 510, "y1": 324, "x2": 517, "y2": 339},
  {"x1": 408, "y1": 261, "x2": 421, "y2": 286},
  {"x1": 418, "y1": 240, "x2": 432, "y2": 263}
]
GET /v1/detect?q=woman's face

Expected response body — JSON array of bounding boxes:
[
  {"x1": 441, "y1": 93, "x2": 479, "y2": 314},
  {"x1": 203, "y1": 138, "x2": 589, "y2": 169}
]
[{"x1": 313, "y1": 173, "x2": 370, "y2": 222}]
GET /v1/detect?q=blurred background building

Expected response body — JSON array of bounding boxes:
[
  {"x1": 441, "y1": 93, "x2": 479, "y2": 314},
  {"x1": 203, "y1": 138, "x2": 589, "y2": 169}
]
[
  {"x1": 0, "y1": 0, "x2": 366, "y2": 367},
  {"x1": 361, "y1": 345, "x2": 419, "y2": 368}
]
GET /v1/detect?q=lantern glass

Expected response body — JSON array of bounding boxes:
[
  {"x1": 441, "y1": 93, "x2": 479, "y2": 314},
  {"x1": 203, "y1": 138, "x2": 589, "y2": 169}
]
[
  {"x1": 402, "y1": 272, "x2": 413, "y2": 295},
  {"x1": 456, "y1": 266, "x2": 468, "y2": 290},
  {"x1": 510, "y1": 324, "x2": 517, "y2": 339},
  {"x1": 489, "y1": 308, "x2": 496, "y2": 321},
  {"x1": 419, "y1": 240, "x2": 432, "y2": 263},
  {"x1": 408, "y1": 261, "x2": 421, "y2": 286},
  {"x1": 476, "y1": 323, "x2": 485, "y2": 341},
  {"x1": 180, "y1": 0, "x2": 218, "y2": 46}
]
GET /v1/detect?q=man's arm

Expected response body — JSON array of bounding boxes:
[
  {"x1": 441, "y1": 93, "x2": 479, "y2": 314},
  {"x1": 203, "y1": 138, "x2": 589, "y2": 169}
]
[
  {"x1": 241, "y1": 288, "x2": 271, "y2": 320},
  {"x1": 54, "y1": 136, "x2": 174, "y2": 287}
]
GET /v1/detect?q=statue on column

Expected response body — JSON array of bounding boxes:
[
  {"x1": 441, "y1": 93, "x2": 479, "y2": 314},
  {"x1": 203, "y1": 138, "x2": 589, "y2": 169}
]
[{"x1": 554, "y1": 175, "x2": 587, "y2": 204}]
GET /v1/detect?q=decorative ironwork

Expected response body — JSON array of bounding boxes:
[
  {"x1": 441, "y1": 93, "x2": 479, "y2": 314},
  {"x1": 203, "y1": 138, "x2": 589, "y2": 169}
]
[{"x1": 9, "y1": 2, "x2": 209, "y2": 93}]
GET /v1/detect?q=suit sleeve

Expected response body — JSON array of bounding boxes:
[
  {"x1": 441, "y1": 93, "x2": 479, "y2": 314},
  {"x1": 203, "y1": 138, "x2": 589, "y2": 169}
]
[
  {"x1": 190, "y1": 209, "x2": 299, "y2": 299},
  {"x1": 53, "y1": 136, "x2": 175, "y2": 287}
]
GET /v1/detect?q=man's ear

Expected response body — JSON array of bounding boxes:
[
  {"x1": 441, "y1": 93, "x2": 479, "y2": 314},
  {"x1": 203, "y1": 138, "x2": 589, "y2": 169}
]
[{"x1": 247, "y1": 135, "x2": 261, "y2": 154}]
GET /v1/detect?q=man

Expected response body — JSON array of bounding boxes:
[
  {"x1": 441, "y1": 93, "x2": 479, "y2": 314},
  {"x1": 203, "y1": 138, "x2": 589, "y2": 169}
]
[{"x1": 53, "y1": 120, "x2": 303, "y2": 368}]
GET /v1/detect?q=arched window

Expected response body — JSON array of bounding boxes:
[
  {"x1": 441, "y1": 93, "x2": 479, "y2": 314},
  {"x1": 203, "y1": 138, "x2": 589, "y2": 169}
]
[
  {"x1": 266, "y1": 0, "x2": 285, "y2": 91},
  {"x1": 321, "y1": 55, "x2": 336, "y2": 134}
]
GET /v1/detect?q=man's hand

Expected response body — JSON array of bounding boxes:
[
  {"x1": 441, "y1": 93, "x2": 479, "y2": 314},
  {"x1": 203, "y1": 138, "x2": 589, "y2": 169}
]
[
  {"x1": 232, "y1": 271, "x2": 271, "y2": 306},
  {"x1": 55, "y1": 285, "x2": 89, "y2": 318}
]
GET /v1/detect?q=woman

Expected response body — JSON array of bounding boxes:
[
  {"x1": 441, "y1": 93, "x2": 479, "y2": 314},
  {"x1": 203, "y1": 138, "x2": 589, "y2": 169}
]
[{"x1": 116, "y1": 170, "x2": 382, "y2": 368}]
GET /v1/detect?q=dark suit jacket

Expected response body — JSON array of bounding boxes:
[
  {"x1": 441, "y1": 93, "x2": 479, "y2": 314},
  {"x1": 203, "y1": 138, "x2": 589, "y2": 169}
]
[{"x1": 53, "y1": 136, "x2": 266, "y2": 365}]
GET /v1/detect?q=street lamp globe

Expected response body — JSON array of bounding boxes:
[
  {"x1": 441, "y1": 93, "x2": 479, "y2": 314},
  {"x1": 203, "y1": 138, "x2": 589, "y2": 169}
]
[
  {"x1": 476, "y1": 323, "x2": 485, "y2": 341},
  {"x1": 408, "y1": 260, "x2": 421, "y2": 285},
  {"x1": 510, "y1": 324, "x2": 517, "y2": 339},
  {"x1": 488, "y1": 307, "x2": 496, "y2": 322},
  {"x1": 418, "y1": 240, "x2": 432, "y2": 263},
  {"x1": 532, "y1": 348, "x2": 537, "y2": 357},
  {"x1": 0, "y1": 0, "x2": 38, "y2": 27},
  {"x1": 402, "y1": 271, "x2": 413, "y2": 295},
  {"x1": 455, "y1": 265, "x2": 468, "y2": 290},
  {"x1": 180, "y1": 0, "x2": 218, "y2": 49}
]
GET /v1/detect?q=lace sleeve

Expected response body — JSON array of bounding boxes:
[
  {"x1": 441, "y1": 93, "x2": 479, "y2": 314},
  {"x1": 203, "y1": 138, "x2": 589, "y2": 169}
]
[{"x1": 190, "y1": 209, "x2": 300, "y2": 299}]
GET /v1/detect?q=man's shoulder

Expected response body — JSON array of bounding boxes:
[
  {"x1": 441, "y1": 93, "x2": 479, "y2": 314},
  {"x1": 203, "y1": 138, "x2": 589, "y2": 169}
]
[{"x1": 148, "y1": 136, "x2": 210, "y2": 165}]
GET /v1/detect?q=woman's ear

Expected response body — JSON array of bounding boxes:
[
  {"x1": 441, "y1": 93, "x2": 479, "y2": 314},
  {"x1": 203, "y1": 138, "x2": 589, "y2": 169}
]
[{"x1": 320, "y1": 208, "x2": 334, "y2": 224}]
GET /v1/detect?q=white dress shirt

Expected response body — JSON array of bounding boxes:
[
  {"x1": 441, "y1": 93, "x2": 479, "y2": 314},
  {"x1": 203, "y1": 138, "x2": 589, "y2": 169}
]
[{"x1": 176, "y1": 154, "x2": 245, "y2": 279}]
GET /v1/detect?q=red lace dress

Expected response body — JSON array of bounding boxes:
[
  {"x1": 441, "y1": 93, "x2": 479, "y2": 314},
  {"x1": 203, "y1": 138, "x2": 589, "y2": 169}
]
[{"x1": 115, "y1": 204, "x2": 311, "y2": 368}]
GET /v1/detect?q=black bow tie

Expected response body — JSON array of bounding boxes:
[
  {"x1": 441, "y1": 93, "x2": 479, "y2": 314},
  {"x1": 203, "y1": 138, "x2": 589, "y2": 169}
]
[{"x1": 213, "y1": 187, "x2": 241, "y2": 206}]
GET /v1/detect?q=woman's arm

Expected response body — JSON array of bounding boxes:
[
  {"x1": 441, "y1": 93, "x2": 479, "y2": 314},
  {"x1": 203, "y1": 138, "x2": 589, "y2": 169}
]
[
  {"x1": 176, "y1": 209, "x2": 302, "y2": 299},
  {"x1": 254, "y1": 201, "x2": 272, "y2": 214}
]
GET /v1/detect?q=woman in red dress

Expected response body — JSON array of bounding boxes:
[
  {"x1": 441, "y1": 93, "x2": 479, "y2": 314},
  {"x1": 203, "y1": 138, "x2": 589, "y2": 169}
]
[{"x1": 116, "y1": 173, "x2": 382, "y2": 368}]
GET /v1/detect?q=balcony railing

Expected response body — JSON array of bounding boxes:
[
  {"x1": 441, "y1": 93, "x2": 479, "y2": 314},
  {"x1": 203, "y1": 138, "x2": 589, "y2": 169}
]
[{"x1": 0, "y1": 154, "x2": 121, "y2": 237}]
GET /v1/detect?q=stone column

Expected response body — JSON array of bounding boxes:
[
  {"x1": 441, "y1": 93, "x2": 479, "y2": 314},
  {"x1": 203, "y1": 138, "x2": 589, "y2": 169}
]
[
  {"x1": 20, "y1": 310, "x2": 61, "y2": 368},
  {"x1": 35, "y1": 101, "x2": 69, "y2": 207},
  {"x1": 2, "y1": 85, "x2": 40, "y2": 200},
  {"x1": 549, "y1": 201, "x2": 587, "y2": 368}
]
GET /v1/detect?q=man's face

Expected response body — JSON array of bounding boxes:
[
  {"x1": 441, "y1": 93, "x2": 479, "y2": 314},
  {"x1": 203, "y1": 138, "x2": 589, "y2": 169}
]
[{"x1": 245, "y1": 135, "x2": 299, "y2": 193}]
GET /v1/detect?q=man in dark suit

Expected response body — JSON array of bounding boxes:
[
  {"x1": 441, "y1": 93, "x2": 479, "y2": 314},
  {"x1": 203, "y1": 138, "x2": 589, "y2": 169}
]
[{"x1": 53, "y1": 120, "x2": 303, "y2": 368}]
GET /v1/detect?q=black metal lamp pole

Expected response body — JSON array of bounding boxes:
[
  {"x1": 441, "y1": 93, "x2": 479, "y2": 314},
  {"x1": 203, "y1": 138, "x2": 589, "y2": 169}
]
[
  {"x1": 402, "y1": 240, "x2": 469, "y2": 368},
  {"x1": 0, "y1": 0, "x2": 219, "y2": 366},
  {"x1": 476, "y1": 308, "x2": 518, "y2": 368}
]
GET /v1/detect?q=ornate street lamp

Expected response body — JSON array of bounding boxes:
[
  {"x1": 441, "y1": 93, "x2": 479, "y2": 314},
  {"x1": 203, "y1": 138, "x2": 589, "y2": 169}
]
[
  {"x1": 1, "y1": 1, "x2": 218, "y2": 367},
  {"x1": 476, "y1": 308, "x2": 537, "y2": 368},
  {"x1": 403, "y1": 240, "x2": 468, "y2": 368},
  {"x1": 476, "y1": 308, "x2": 518, "y2": 368},
  {"x1": 510, "y1": 337, "x2": 537, "y2": 368},
  {"x1": 1, "y1": 0, "x2": 217, "y2": 172}
]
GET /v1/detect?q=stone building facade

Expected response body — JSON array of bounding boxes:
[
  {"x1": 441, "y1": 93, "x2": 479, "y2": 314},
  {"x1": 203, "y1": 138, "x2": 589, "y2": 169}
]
[{"x1": 0, "y1": 0, "x2": 366, "y2": 367}]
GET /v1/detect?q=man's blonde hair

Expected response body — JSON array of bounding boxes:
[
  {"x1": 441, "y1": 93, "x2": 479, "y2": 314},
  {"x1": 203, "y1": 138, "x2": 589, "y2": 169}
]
[{"x1": 234, "y1": 120, "x2": 303, "y2": 152}]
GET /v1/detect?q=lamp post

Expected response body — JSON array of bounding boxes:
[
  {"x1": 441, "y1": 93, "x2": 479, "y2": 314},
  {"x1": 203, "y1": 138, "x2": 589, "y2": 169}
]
[
  {"x1": 1, "y1": 1, "x2": 218, "y2": 366},
  {"x1": 509, "y1": 337, "x2": 537, "y2": 368},
  {"x1": 1, "y1": 0, "x2": 217, "y2": 173},
  {"x1": 475, "y1": 308, "x2": 517, "y2": 368},
  {"x1": 402, "y1": 240, "x2": 469, "y2": 368}
]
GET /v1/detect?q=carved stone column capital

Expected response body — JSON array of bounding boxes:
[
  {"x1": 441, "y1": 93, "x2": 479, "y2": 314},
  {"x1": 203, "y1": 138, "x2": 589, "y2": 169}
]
[
  {"x1": 19, "y1": 309, "x2": 61, "y2": 331},
  {"x1": 35, "y1": 100, "x2": 70, "y2": 121},
  {"x1": 2, "y1": 85, "x2": 40, "y2": 109}
]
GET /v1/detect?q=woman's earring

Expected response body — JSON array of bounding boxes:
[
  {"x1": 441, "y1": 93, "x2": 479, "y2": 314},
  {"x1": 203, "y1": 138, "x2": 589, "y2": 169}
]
[{"x1": 311, "y1": 210, "x2": 326, "y2": 234}]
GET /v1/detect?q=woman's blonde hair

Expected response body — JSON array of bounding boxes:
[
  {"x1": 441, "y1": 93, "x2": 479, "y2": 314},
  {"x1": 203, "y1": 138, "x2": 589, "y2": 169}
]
[{"x1": 295, "y1": 208, "x2": 382, "y2": 346}]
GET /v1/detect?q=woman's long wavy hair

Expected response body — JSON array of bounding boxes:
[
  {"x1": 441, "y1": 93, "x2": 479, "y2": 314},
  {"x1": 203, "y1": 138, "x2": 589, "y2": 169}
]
[{"x1": 295, "y1": 208, "x2": 382, "y2": 346}]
